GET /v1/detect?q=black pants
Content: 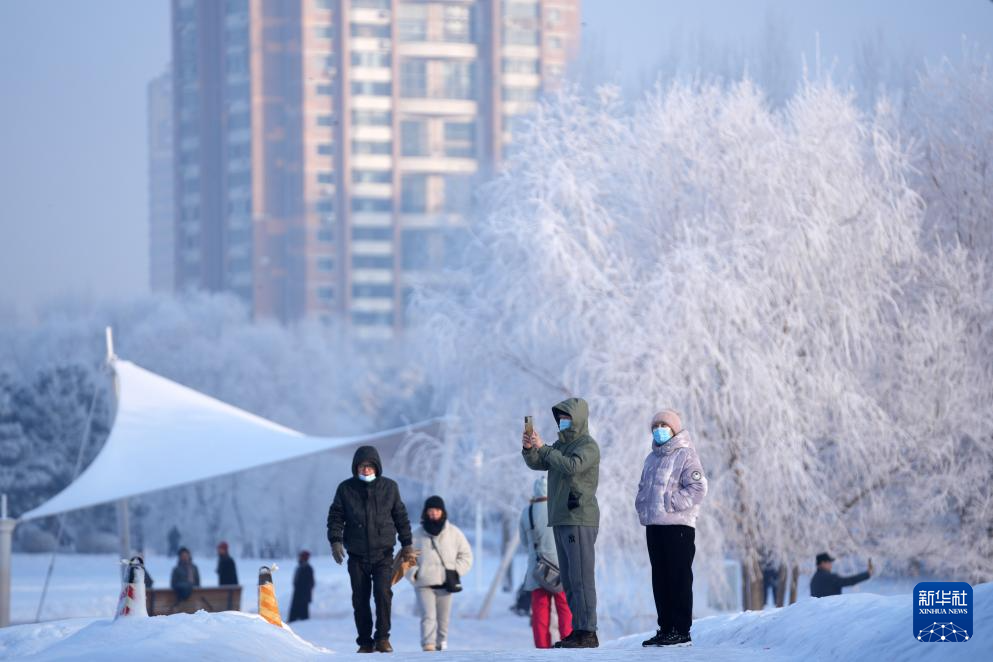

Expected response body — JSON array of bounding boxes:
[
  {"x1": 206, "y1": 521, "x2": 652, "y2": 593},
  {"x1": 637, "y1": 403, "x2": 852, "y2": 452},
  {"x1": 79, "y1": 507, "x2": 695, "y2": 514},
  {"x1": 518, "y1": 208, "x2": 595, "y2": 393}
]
[
  {"x1": 287, "y1": 591, "x2": 309, "y2": 622},
  {"x1": 347, "y1": 551, "x2": 394, "y2": 645},
  {"x1": 646, "y1": 525, "x2": 695, "y2": 635}
]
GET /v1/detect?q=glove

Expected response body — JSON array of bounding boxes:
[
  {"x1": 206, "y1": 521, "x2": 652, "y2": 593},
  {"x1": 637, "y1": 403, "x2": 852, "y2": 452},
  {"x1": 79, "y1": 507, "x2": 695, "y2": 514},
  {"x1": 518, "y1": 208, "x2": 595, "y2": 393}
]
[
  {"x1": 401, "y1": 545, "x2": 417, "y2": 563},
  {"x1": 332, "y1": 542, "x2": 345, "y2": 565}
]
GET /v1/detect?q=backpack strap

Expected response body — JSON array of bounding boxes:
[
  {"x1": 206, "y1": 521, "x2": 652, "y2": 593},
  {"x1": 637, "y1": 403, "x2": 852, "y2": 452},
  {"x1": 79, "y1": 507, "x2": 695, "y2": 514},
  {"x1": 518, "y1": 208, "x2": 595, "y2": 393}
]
[{"x1": 528, "y1": 504, "x2": 538, "y2": 550}]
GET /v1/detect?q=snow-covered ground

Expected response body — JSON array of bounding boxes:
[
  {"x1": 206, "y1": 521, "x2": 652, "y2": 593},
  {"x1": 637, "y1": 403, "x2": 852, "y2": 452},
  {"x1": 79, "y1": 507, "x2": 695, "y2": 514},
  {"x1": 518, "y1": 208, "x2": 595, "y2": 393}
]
[{"x1": 2, "y1": 553, "x2": 989, "y2": 660}]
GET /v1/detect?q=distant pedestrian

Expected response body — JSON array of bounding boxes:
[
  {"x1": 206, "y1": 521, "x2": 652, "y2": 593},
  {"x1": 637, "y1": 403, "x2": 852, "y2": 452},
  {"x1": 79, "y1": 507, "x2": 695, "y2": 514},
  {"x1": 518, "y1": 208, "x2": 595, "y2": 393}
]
[
  {"x1": 216, "y1": 541, "x2": 239, "y2": 586},
  {"x1": 520, "y1": 475, "x2": 572, "y2": 649},
  {"x1": 636, "y1": 409, "x2": 707, "y2": 648},
  {"x1": 167, "y1": 525, "x2": 181, "y2": 556},
  {"x1": 810, "y1": 553, "x2": 873, "y2": 598},
  {"x1": 288, "y1": 550, "x2": 316, "y2": 622},
  {"x1": 327, "y1": 445, "x2": 414, "y2": 654},
  {"x1": 523, "y1": 397, "x2": 601, "y2": 649},
  {"x1": 170, "y1": 547, "x2": 201, "y2": 601},
  {"x1": 408, "y1": 495, "x2": 473, "y2": 652}
]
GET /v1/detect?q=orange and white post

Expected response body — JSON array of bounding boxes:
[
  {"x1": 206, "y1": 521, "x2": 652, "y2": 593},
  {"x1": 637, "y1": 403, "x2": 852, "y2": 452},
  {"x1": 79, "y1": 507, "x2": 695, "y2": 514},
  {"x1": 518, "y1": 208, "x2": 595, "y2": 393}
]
[
  {"x1": 114, "y1": 556, "x2": 148, "y2": 620},
  {"x1": 258, "y1": 564, "x2": 284, "y2": 627}
]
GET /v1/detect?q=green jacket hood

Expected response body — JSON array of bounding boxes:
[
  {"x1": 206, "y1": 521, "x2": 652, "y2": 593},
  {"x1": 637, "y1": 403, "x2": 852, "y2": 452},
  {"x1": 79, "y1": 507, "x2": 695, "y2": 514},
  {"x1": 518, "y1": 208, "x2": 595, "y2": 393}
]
[{"x1": 552, "y1": 398, "x2": 589, "y2": 438}]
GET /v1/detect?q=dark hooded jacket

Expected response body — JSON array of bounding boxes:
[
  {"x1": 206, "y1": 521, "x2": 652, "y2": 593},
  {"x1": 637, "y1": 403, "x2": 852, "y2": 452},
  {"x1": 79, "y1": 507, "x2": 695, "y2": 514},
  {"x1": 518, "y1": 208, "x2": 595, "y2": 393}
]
[
  {"x1": 810, "y1": 568, "x2": 870, "y2": 598},
  {"x1": 326, "y1": 445, "x2": 413, "y2": 558},
  {"x1": 522, "y1": 398, "x2": 601, "y2": 527}
]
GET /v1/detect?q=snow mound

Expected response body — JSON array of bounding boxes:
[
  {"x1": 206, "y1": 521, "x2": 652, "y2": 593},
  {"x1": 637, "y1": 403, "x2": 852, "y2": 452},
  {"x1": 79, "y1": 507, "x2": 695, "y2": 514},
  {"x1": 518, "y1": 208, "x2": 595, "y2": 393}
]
[
  {"x1": 0, "y1": 611, "x2": 332, "y2": 661},
  {"x1": 609, "y1": 582, "x2": 992, "y2": 661}
]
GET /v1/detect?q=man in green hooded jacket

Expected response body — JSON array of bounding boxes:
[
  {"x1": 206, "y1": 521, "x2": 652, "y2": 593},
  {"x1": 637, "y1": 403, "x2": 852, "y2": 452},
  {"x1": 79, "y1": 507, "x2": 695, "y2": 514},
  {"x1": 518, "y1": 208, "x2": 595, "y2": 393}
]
[{"x1": 522, "y1": 397, "x2": 600, "y2": 648}]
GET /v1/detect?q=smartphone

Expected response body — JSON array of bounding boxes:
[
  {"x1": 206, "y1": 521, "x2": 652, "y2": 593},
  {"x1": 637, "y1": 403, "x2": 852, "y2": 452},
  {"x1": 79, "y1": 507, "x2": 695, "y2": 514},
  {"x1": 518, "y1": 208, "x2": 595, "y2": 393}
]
[{"x1": 524, "y1": 415, "x2": 534, "y2": 435}]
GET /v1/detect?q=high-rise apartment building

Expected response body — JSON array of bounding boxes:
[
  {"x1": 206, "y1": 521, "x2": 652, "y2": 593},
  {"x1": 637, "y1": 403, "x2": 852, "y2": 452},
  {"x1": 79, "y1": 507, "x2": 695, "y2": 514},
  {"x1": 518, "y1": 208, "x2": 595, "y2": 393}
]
[
  {"x1": 170, "y1": 0, "x2": 579, "y2": 337},
  {"x1": 148, "y1": 68, "x2": 175, "y2": 293}
]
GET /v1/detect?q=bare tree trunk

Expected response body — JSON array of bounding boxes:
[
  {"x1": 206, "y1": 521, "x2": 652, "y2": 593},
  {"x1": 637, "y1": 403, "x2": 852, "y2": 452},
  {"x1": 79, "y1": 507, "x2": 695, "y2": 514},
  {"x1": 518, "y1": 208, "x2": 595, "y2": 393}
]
[
  {"x1": 741, "y1": 558, "x2": 765, "y2": 611},
  {"x1": 774, "y1": 563, "x2": 788, "y2": 607},
  {"x1": 788, "y1": 564, "x2": 799, "y2": 605}
]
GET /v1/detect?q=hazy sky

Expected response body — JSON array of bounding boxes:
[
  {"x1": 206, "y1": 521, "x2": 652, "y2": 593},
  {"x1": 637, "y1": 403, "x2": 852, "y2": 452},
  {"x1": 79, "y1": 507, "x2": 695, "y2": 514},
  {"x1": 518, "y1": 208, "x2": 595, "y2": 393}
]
[{"x1": 1, "y1": 0, "x2": 991, "y2": 318}]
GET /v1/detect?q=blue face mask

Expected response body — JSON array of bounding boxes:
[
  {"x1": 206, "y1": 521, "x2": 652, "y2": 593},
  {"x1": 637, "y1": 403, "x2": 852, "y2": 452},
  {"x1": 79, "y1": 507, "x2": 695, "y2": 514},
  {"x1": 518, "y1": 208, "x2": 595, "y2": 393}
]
[
  {"x1": 358, "y1": 473, "x2": 377, "y2": 483},
  {"x1": 653, "y1": 427, "x2": 673, "y2": 445},
  {"x1": 559, "y1": 418, "x2": 572, "y2": 432}
]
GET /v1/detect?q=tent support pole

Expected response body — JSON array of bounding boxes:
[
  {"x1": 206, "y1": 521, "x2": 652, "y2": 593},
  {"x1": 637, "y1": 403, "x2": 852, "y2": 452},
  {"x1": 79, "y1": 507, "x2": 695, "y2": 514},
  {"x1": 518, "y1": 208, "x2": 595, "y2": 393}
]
[
  {"x1": 477, "y1": 526, "x2": 520, "y2": 619},
  {"x1": 0, "y1": 494, "x2": 15, "y2": 627},
  {"x1": 117, "y1": 499, "x2": 131, "y2": 560}
]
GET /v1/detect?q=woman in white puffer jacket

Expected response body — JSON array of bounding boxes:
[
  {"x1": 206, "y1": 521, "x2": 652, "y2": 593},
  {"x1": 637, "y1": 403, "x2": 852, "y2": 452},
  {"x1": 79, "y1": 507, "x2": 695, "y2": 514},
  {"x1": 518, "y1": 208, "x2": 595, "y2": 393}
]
[{"x1": 408, "y1": 495, "x2": 473, "y2": 651}]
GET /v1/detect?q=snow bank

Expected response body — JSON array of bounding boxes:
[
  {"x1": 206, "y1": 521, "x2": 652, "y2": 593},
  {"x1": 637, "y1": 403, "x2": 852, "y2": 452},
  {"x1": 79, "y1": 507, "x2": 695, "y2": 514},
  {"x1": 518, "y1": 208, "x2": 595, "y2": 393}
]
[
  {"x1": 610, "y1": 582, "x2": 992, "y2": 661},
  {"x1": 3, "y1": 582, "x2": 989, "y2": 661},
  {"x1": 0, "y1": 611, "x2": 330, "y2": 661}
]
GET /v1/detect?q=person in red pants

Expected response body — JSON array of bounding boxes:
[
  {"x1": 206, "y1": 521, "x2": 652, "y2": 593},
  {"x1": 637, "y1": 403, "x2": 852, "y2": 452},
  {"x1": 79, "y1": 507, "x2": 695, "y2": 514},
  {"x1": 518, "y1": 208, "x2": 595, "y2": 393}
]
[{"x1": 519, "y1": 476, "x2": 573, "y2": 648}]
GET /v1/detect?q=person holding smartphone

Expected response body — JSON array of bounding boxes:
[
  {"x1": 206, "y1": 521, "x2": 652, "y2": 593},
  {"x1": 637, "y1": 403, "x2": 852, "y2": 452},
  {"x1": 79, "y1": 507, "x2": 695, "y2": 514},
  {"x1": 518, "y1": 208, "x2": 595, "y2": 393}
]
[{"x1": 522, "y1": 398, "x2": 601, "y2": 649}]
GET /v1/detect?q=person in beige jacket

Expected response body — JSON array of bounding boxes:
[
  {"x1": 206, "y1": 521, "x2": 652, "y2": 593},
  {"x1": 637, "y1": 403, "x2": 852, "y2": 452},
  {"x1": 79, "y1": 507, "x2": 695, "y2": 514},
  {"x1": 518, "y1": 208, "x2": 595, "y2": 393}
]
[{"x1": 408, "y1": 495, "x2": 473, "y2": 651}]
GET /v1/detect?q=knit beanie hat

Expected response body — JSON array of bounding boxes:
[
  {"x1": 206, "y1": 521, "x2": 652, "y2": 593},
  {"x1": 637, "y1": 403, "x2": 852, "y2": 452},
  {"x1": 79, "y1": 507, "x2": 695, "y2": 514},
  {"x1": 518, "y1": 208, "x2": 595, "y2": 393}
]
[{"x1": 651, "y1": 409, "x2": 682, "y2": 434}]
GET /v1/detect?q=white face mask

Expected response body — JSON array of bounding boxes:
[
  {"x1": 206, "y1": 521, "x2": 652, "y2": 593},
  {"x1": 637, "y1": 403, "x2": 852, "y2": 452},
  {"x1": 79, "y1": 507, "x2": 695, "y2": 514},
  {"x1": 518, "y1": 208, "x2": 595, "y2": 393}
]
[{"x1": 358, "y1": 473, "x2": 376, "y2": 483}]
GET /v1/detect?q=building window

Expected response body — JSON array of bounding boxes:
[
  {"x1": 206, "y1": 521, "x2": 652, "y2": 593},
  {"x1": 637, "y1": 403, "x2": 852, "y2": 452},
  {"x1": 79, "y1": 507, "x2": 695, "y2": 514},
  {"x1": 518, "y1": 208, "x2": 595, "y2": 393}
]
[
  {"x1": 401, "y1": 227, "x2": 443, "y2": 270},
  {"x1": 318, "y1": 143, "x2": 334, "y2": 155},
  {"x1": 315, "y1": 25, "x2": 334, "y2": 39},
  {"x1": 351, "y1": 51, "x2": 391, "y2": 68},
  {"x1": 400, "y1": 120, "x2": 428, "y2": 156},
  {"x1": 318, "y1": 171, "x2": 334, "y2": 184},
  {"x1": 353, "y1": 255, "x2": 393, "y2": 269},
  {"x1": 442, "y1": 61, "x2": 474, "y2": 99},
  {"x1": 397, "y1": 4, "x2": 427, "y2": 42},
  {"x1": 352, "y1": 140, "x2": 391, "y2": 155},
  {"x1": 318, "y1": 227, "x2": 334, "y2": 242},
  {"x1": 352, "y1": 109, "x2": 392, "y2": 126},
  {"x1": 547, "y1": 8, "x2": 561, "y2": 26},
  {"x1": 444, "y1": 121, "x2": 476, "y2": 158},
  {"x1": 401, "y1": 174, "x2": 427, "y2": 213},
  {"x1": 505, "y1": 1, "x2": 539, "y2": 19},
  {"x1": 504, "y1": 27, "x2": 539, "y2": 46},
  {"x1": 503, "y1": 58, "x2": 539, "y2": 74},
  {"x1": 353, "y1": 226, "x2": 393, "y2": 240},
  {"x1": 317, "y1": 114, "x2": 335, "y2": 126},
  {"x1": 317, "y1": 286, "x2": 334, "y2": 301},
  {"x1": 353, "y1": 170, "x2": 392, "y2": 184},
  {"x1": 351, "y1": 81, "x2": 391, "y2": 96},
  {"x1": 317, "y1": 84, "x2": 333, "y2": 95},
  {"x1": 504, "y1": 86, "x2": 537, "y2": 102},
  {"x1": 317, "y1": 199, "x2": 335, "y2": 213},
  {"x1": 352, "y1": 197, "x2": 392, "y2": 212},
  {"x1": 351, "y1": 0, "x2": 389, "y2": 8},
  {"x1": 317, "y1": 257, "x2": 335, "y2": 272},
  {"x1": 400, "y1": 59, "x2": 427, "y2": 98},
  {"x1": 443, "y1": 5, "x2": 471, "y2": 43},
  {"x1": 353, "y1": 284, "x2": 394, "y2": 298},
  {"x1": 444, "y1": 174, "x2": 473, "y2": 213},
  {"x1": 548, "y1": 36, "x2": 563, "y2": 50},
  {"x1": 352, "y1": 311, "x2": 394, "y2": 325},
  {"x1": 350, "y1": 23, "x2": 390, "y2": 39}
]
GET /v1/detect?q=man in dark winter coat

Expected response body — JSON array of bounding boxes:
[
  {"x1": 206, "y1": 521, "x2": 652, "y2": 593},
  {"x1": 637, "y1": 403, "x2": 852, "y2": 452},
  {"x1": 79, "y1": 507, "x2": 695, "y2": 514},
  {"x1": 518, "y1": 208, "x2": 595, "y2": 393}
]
[
  {"x1": 216, "y1": 541, "x2": 239, "y2": 586},
  {"x1": 523, "y1": 397, "x2": 601, "y2": 649},
  {"x1": 170, "y1": 547, "x2": 201, "y2": 601},
  {"x1": 288, "y1": 550, "x2": 316, "y2": 622},
  {"x1": 810, "y1": 552, "x2": 873, "y2": 598},
  {"x1": 328, "y1": 445, "x2": 414, "y2": 654}
]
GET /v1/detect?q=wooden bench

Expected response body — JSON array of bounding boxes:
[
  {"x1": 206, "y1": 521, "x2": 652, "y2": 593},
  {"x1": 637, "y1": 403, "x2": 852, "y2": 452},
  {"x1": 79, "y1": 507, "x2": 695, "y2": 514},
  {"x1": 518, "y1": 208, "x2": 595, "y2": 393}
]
[{"x1": 146, "y1": 586, "x2": 242, "y2": 615}]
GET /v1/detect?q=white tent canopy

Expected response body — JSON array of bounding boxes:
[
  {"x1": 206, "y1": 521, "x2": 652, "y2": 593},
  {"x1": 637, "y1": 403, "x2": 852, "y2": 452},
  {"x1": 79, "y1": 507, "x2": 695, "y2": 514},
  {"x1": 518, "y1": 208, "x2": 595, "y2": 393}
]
[{"x1": 19, "y1": 359, "x2": 441, "y2": 521}]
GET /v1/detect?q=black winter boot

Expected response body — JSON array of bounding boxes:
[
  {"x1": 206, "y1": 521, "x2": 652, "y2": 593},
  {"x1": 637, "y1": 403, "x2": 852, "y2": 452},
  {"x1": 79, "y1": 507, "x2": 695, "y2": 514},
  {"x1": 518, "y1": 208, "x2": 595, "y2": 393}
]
[
  {"x1": 642, "y1": 628, "x2": 670, "y2": 647},
  {"x1": 659, "y1": 630, "x2": 692, "y2": 647},
  {"x1": 559, "y1": 630, "x2": 599, "y2": 648}
]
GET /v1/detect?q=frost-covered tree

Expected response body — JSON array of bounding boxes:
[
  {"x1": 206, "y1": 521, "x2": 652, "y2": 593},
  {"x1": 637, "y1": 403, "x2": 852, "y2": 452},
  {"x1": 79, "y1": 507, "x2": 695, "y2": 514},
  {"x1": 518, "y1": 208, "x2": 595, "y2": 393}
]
[{"x1": 406, "y1": 75, "x2": 991, "y2": 615}]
